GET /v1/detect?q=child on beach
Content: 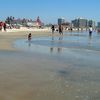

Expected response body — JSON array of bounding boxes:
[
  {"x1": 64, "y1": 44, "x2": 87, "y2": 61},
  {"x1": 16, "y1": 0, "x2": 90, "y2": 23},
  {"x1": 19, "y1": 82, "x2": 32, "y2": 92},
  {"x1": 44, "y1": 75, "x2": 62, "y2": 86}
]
[
  {"x1": 28, "y1": 33, "x2": 32, "y2": 41},
  {"x1": 51, "y1": 25, "x2": 55, "y2": 34}
]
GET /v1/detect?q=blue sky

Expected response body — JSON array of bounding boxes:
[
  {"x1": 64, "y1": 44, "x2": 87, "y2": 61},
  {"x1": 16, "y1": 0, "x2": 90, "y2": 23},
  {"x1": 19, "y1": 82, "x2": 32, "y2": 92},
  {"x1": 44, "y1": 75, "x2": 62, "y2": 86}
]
[{"x1": 0, "y1": 0, "x2": 100, "y2": 24}]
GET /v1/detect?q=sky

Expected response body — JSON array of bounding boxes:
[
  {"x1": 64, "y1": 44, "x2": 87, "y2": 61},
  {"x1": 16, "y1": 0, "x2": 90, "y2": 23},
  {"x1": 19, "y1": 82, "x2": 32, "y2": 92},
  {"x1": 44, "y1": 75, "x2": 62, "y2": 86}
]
[{"x1": 0, "y1": 0, "x2": 100, "y2": 24}]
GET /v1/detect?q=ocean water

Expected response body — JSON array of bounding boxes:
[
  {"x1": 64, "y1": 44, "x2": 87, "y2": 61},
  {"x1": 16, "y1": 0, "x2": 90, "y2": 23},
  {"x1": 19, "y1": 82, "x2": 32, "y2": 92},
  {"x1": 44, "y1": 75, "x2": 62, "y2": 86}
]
[{"x1": 2, "y1": 32, "x2": 100, "y2": 100}]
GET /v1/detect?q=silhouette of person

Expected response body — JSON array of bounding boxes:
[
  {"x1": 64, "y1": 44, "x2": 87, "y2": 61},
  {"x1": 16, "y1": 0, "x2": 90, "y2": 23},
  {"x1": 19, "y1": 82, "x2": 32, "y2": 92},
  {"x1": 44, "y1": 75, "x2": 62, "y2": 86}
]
[
  {"x1": 51, "y1": 25, "x2": 55, "y2": 34},
  {"x1": 59, "y1": 24, "x2": 63, "y2": 35},
  {"x1": 89, "y1": 26, "x2": 93, "y2": 37},
  {"x1": 3, "y1": 22, "x2": 7, "y2": 31},
  {"x1": 0, "y1": 22, "x2": 2, "y2": 31},
  {"x1": 57, "y1": 47, "x2": 62, "y2": 53},
  {"x1": 28, "y1": 33, "x2": 32, "y2": 41},
  {"x1": 50, "y1": 47, "x2": 54, "y2": 53}
]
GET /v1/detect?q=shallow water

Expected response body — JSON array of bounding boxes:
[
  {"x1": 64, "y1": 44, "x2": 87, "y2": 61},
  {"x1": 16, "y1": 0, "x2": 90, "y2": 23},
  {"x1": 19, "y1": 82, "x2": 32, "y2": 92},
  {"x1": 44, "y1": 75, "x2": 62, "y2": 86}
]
[
  {"x1": 14, "y1": 32, "x2": 100, "y2": 53},
  {"x1": 0, "y1": 32, "x2": 100, "y2": 100}
]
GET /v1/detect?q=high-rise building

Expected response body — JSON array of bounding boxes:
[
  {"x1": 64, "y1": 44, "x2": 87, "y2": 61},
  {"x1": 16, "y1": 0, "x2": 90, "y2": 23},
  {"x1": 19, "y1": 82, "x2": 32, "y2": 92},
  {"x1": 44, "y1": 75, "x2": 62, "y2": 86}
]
[
  {"x1": 88, "y1": 20, "x2": 95, "y2": 28},
  {"x1": 72, "y1": 18, "x2": 88, "y2": 28},
  {"x1": 58, "y1": 18, "x2": 65, "y2": 25},
  {"x1": 97, "y1": 22, "x2": 100, "y2": 28},
  {"x1": 72, "y1": 19, "x2": 79, "y2": 28}
]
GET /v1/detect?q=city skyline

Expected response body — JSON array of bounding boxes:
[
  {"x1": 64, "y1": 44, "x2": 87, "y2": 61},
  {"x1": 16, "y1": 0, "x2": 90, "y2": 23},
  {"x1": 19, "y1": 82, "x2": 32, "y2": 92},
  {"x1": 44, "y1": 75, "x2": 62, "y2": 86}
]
[{"x1": 0, "y1": 0, "x2": 100, "y2": 24}]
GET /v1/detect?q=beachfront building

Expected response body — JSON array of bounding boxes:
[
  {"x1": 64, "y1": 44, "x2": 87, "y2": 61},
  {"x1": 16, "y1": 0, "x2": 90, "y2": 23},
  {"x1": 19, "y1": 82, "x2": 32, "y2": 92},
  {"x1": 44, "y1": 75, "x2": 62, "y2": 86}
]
[
  {"x1": 72, "y1": 18, "x2": 88, "y2": 30},
  {"x1": 58, "y1": 18, "x2": 66, "y2": 25},
  {"x1": 35, "y1": 16, "x2": 44, "y2": 28},
  {"x1": 5, "y1": 16, "x2": 44, "y2": 28}
]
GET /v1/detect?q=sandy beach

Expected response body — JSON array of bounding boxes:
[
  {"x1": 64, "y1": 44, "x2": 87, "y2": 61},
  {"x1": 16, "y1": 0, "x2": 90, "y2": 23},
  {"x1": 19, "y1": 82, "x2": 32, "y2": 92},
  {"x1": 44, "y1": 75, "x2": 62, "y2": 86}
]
[
  {"x1": 0, "y1": 29, "x2": 71, "y2": 100},
  {"x1": 0, "y1": 28, "x2": 51, "y2": 50},
  {"x1": 0, "y1": 0, "x2": 100, "y2": 99},
  {"x1": 0, "y1": 29, "x2": 100, "y2": 100}
]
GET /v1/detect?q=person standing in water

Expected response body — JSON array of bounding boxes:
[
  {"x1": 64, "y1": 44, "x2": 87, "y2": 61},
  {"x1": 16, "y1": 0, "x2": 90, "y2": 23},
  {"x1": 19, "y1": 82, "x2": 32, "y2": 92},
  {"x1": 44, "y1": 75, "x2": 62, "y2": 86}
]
[
  {"x1": 28, "y1": 33, "x2": 32, "y2": 41},
  {"x1": 59, "y1": 24, "x2": 63, "y2": 35},
  {"x1": 51, "y1": 25, "x2": 55, "y2": 34},
  {"x1": 89, "y1": 26, "x2": 93, "y2": 36}
]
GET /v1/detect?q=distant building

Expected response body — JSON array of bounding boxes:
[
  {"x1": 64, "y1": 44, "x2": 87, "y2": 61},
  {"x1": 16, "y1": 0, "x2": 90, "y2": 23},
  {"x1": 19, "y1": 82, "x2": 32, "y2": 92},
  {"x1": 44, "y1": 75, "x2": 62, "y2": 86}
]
[
  {"x1": 97, "y1": 22, "x2": 100, "y2": 28},
  {"x1": 97, "y1": 22, "x2": 100, "y2": 32},
  {"x1": 72, "y1": 18, "x2": 88, "y2": 28},
  {"x1": 5, "y1": 16, "x2": 44, "y2": 28},
  {"x1": 72, "y1": 19, "x2": 79, "y2": 28},
  {"x1": 26, "y1": 16, "x2": 44, "y2": 28},
  {"x1": 58, "y1": 18, "x2": 66, "y2": 25},
  {"x1": 88, "y1": 20, "x2": 95, "y2": 28}
]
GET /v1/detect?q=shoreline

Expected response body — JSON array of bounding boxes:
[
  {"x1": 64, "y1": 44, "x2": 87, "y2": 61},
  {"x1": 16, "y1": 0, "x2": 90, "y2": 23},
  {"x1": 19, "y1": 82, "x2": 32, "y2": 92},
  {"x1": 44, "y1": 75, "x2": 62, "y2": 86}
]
[
  {"x1": 0, "y1": 28, "x2": 97, "y2": 51},
  {"x1": 0, "y1": 29, "x2": 52, "y2": 51}
]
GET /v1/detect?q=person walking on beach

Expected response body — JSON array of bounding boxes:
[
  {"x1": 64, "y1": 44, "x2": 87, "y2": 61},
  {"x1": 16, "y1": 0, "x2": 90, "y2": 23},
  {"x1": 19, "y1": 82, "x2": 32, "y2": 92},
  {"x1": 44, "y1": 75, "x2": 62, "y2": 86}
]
[
  {"x1": 28, "y1": 33, "x2": 32, "y2": 41},
  {"x1": 3, "y1": 22, "x2": 7, "y2": 31},
  {"x1": 0, "y1": 22, "x2": 2, "y2": 31},
  {"x1": 89, "y1": 26, "x2": 93, "y2": 37},
  {"x1": 51, "y1": 25, "x2": 55, "y2": 34},
  {"x1": 59, "y1": 24, "x2": 63, "y2": 35}
]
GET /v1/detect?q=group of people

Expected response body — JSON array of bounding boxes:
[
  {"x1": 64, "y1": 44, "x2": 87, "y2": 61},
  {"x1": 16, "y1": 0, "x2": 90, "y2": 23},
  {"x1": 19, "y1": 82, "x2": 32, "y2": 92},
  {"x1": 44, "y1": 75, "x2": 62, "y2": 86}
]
[
  {"x1": 28, "y1": 25, "x2": 64, "y2": 41},
  {"x1": 51, "y1": 24, "x2": 63, "y2": 35},
  {"x1": 51, "y1": 24, "x2": 93, "y2": 36},
  {"x1": 27, "y1": 25, "x2": 93, "y2": 41},
  {"x1": 0, "y1": 22, "x2": 7, "y2": 31}
]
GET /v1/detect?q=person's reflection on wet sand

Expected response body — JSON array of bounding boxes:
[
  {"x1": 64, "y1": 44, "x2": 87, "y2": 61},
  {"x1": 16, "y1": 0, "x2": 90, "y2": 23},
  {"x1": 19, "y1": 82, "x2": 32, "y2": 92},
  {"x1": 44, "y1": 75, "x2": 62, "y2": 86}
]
[
  {"x1": 57, "y1": 36, "x2": 63, "y2": 53},
  {"x1": 59, "y1": 36, "x2": 63, "y2": 41},
  {"x1": 28, "y1": 41, "x2": 31, "y2": 47},
  {"x1": 57, "y1": 47, "x2": 62, "y2": 53},
  {"x1": 51, "y1": 36, "x2": 54, "y2": 41},
  {"x1": 50, "y1": 47, "x2": 63, "y2": 53},
  {"x1": 88, "y1": 35, "x2": 92, "y2": 46},
  {"x1": 50, "y1": 47, "x2": 54, "y2": 53}
]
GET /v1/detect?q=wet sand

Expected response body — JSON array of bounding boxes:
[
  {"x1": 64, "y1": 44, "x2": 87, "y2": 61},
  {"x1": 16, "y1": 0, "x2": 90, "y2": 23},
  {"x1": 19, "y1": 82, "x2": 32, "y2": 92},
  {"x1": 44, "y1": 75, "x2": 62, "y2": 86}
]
[{"x1": 0, "y1": 31, "x2": 100, "y2": 100}]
